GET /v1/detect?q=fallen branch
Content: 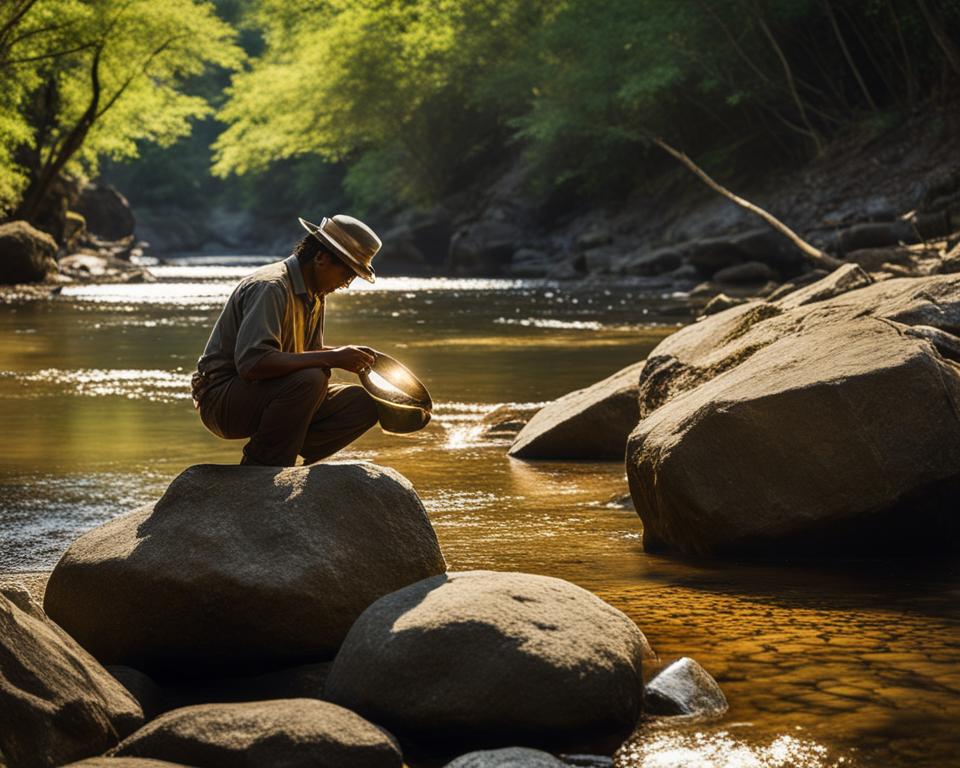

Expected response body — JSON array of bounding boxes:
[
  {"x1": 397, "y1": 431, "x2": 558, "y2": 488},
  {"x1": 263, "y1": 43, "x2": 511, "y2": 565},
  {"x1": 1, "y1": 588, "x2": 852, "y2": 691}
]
[{"x1": 653, "y1": 137, "x2": 844, "y2": 271}]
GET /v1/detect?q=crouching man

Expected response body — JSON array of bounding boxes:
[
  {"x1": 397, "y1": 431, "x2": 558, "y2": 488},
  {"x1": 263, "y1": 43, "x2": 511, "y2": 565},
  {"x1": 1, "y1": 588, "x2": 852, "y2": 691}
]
[{"x1": 192, "y1": 215, "x2": 381, "y2": 466}]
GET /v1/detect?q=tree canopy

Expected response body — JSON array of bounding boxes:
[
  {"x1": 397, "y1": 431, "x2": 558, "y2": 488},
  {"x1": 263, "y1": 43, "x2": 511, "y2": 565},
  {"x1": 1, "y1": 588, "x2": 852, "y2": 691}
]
[{"x1": 0, "y1": 0, "x2": 242, "y2": 220}]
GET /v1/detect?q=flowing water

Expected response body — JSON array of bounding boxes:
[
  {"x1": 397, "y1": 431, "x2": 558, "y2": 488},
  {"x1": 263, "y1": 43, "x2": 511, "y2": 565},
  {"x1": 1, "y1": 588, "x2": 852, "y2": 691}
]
[{"x1": 0, "y1": 259, "x2": 957, "y2": 768}]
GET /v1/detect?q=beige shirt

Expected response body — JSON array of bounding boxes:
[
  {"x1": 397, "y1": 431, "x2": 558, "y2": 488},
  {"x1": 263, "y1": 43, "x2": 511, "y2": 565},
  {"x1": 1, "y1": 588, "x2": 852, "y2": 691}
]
[{"x1": 197, "y1": 255, "x2": 325, "y2": 382}]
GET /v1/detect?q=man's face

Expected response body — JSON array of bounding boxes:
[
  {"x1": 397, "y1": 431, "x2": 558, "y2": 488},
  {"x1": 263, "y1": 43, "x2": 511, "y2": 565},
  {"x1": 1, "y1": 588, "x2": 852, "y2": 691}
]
[{"x1": 310, "y1": 251, "x2": 357, "y2": 295}]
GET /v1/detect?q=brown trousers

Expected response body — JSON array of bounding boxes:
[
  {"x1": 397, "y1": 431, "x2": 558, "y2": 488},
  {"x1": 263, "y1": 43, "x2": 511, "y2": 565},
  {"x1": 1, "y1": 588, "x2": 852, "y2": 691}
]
[{"x1": 198, "y1": 368, "x2": 379, "y2": 466}]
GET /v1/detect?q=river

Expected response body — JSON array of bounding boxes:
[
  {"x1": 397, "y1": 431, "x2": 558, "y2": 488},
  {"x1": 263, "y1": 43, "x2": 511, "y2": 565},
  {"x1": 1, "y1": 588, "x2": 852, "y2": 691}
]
[{"x1": 1, "y1": 259, "x2": 957, "y2": 768}]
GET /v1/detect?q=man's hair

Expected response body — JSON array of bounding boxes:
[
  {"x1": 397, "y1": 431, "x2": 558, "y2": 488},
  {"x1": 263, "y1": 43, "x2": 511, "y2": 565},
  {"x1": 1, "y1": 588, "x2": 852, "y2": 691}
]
[{"x1": 293, "y1": 233, "x2": 334, "y2": 265}]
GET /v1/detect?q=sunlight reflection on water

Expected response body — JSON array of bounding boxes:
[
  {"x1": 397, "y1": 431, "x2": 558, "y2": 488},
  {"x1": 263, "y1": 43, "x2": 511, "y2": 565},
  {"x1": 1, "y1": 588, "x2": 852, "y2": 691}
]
[{"x1": 618, "y1": 730, "x2": 838, "y2": 768}]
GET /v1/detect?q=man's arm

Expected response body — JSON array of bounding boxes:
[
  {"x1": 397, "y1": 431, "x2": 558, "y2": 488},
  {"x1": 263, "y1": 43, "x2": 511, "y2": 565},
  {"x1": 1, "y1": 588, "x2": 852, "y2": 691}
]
[{"x1": 245, "y1": 346, "x2": 375, "y2": 381}]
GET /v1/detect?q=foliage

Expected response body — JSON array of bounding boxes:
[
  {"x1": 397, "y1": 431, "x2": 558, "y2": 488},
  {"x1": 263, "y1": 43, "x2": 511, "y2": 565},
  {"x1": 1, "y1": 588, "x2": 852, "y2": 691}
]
[{"x1": 0, "y1": 0, "x2": 243, "y2": 217}]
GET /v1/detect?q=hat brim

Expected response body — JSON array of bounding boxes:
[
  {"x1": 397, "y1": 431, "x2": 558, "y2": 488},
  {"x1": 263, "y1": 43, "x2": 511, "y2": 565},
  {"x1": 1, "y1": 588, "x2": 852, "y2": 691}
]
[{"x1": 299, "y1": 217, "x2": 376, "y2": 283}]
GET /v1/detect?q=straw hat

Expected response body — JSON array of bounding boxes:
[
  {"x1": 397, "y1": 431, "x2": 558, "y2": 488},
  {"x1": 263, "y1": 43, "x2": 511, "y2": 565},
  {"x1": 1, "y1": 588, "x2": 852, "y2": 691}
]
[{"x1": 298, "y1": 214, "x2": 380, "y2": 283}]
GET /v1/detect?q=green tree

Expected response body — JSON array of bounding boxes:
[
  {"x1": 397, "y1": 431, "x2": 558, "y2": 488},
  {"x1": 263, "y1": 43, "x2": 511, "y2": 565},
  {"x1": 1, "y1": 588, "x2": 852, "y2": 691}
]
[
  {"x1": 213, "y1": 0, "x2": 550, "y2": 211},
  {"x1": 0, "y1": 0, "x2": 243, "y2": 226}
]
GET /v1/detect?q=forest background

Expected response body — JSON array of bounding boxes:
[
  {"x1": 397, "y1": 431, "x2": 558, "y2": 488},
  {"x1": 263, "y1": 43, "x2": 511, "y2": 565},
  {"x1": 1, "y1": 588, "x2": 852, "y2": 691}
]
[{"x1": 1, "y1": 0, "x2": 959, "y2": 268}]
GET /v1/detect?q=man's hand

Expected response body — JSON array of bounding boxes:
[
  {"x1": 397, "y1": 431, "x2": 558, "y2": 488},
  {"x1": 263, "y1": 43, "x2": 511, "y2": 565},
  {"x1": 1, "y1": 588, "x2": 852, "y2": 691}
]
[{"x1": 327, "y1": 345, "x2": 376, "y2": 373}]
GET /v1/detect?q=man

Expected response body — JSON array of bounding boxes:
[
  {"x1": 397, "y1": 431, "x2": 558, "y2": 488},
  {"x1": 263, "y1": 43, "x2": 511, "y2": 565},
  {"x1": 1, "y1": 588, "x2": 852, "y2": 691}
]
[{"x1": 192, "y1": 214, "x2": 382, "y2": 466}]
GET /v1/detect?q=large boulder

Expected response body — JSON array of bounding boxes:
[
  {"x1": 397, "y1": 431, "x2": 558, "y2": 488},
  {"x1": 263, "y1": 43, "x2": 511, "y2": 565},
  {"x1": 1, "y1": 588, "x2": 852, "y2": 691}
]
[
  {"x1": 0, "y1": 593, "x2": 144, "y2": 768},
  {"x1": 325, "y1": 570, "x2": 650, "y2": 752},
  {"x1": 449, "y1": 220, "x2": 520, "y2": 276},
  {"x1": 628, "y1": 271, "x2": 960, "y2": 556},
  {"x1": 110, "y1": 699, "x2": 402, "y2": 768},
  {"x1": 44, "y1": 463, "x2": 446, "y2": 675},
  {"x1": 0, "y1": 220, "x2": 58, "y2": 284},
  {"x1": 75, "y1": 183, "x2": 136, "y2": 241},
  {"x1": 509, "y1": 361, "x2": 646, "y2": 460}
]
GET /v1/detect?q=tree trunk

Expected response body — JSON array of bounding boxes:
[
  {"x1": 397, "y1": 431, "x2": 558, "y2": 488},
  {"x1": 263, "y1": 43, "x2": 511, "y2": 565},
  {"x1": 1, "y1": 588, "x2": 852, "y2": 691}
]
[
  {"x1": 653, "y1": 137, "x2": 843, "y2": 271},
  {"x1": 757, "y1": 14, "x2": 824, "y2": 153},
  {"x1": 916, "y1": 0, "x2": 960, "y2": 80},
  {"x1": 824, "y1": 0, "x2": 878, "y2": 112},
  {"x1": 15, "y1": 46, "x2": 101, "y2": 224}
]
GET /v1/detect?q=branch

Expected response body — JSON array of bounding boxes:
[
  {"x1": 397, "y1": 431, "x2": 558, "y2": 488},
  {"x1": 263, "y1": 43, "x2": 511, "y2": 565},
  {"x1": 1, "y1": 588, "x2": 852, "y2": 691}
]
[
  {"x1": 0, "y1": 40, "x2": 98, "y2": 67},
  {"x1": 94, "y1": 34, "x2": 186, "y2": 119},
  {"x1": 653, "y1": 137, "x2": 843, "y2": 270},
  {"x1": 756, "y1": 14, "x2": 823, "y2": 153}
]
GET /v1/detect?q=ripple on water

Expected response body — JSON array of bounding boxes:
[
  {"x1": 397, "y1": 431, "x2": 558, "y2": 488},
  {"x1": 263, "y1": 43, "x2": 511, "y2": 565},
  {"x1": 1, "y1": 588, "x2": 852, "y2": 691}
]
[
  {"x1": 0, "y1": 368, "x2": 191, "y2": 403},
  {"x1": 0, "y1": 471, "x2": 169, "y2": 571}
]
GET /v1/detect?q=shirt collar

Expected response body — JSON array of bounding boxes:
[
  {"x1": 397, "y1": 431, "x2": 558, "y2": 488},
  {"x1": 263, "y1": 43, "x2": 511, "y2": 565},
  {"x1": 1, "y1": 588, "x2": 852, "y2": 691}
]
[{"x1": 283, "y1": 254, "x2": 310, "y2": 298}]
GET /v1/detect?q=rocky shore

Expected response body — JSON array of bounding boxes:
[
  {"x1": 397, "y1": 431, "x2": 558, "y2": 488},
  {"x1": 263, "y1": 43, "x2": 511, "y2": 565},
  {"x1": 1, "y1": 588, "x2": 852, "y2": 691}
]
[{"x1": 0, "y1": 463, "x2": 725, "y2": 768}]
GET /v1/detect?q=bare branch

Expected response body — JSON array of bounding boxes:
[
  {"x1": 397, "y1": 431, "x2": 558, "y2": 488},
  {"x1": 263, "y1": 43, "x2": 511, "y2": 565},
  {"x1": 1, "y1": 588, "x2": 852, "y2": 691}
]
[{"x1": 653, "y1": 137, "x2": 843, "y2": 270}]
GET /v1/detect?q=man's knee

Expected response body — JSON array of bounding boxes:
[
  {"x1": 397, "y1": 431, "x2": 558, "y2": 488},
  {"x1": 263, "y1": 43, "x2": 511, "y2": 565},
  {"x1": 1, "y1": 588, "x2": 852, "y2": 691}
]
[
  {"x1": 286, "y1": 367, "x2": 330, "y2": 401},
  {"x1": 356, "y1": 387, "x2": 380, "y2": 429}
]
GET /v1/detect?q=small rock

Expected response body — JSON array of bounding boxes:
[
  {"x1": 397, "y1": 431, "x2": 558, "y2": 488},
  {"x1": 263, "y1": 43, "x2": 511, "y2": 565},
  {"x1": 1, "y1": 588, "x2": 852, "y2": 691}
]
[
  {"x1": 619, "y1": 248, "x2": 683, "y2": 277},
  {"x1": 644, "y1": 657, "x2": 728, "y2": 716},
  {"x1": 107, "y1": 666, "x2": 166, "y2": 721},
  {"x1": 775, "y1": 263, "x2": 872, "y2": 308},
  {"x1": 576, "y1": 225, "x2": 613, "y2": 250},
  {"x1": 835, "y1": 220, "x2": 917, "y2": 255},
  {"x1": 111, "y1": 699, "x2": 402, "y2": 767},
  {"x1": 326, "y1": 570, "x2": 650, "y2": 752},
  {"x1": 0, "y1": 593, "x2": 143, "y2": 768},
  {"x1": 713, "y1": 261, "x2": 778, "y2": 286},
  {"x1": 509, "y1": 361, "x2": 646, "y2": 460},
  {"x1": 479, "y1": 403, "x2": 539, "y2": 438},
  {"x1": 701, "y1": 293, "x2": 747, "y2": 316},
  {"x1": 445, "y1": 747, "x2": 567, "y2": 767}
]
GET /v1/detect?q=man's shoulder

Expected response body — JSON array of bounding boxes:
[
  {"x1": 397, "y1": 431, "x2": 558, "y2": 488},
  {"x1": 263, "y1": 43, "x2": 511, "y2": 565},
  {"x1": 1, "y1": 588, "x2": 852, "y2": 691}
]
[{"x1": 236, "y1": 260, "x2": 293, "y2": 296}]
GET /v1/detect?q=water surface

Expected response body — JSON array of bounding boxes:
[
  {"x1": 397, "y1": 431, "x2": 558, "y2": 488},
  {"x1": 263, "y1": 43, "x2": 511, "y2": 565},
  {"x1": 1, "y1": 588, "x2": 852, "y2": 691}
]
[{"x1": 1, "y1": 260, "x2": 957, "y2": 768}]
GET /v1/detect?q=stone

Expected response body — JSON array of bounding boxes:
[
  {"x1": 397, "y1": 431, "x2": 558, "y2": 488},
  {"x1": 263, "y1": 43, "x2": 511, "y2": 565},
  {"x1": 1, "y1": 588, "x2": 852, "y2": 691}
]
[
  {"x1": 326, "y1": 571, "x2": 650, "y2": 752},
  {"x1": 449, "y1": 221, "x2": 520, "y2": 276},
  {"x1": 508, "y1": 361, "x2": 646, "y2": 460},
  {"x1": 0, "y1": 593, "x2": 143, "y2": 768},
  {"x1": 511, "y1": 248, "x2": 552, "y2": 277},
  {"x1": 834, "y1": 220, "x2": 918, "y2": 255},
  {"x1": 76, "y1": 183, "x2": 136, "y2": 241},
  {"x1": 111, "y1": 699, "x2": 402, "y2": 768},
  {"x1": 687, "y1": 229, "x2": 806, "y2": 277},
  {"x1": 775, "y1": 262, "x2": 872, "y2": 308},
  {"x1": 377, "y1": 225, "x2": 431, "y2": 276},
  {"x1": 480, "y1": 403, "x2": 540, "y2": 438},
  {"x1": 44, "y1": 463, "x2": 446, "y2": 675},
  {"x1": 444, "y1": 747, "x2": 567, "y2": 767},
  {"x1": 107, "y1": 666, "x2": 166, "y2": 721},
  {"x1": 643, "y1": 658, "x2": 728, "y2": 717},
  {"x1": 701, "y1": 293, "x2": 747, "y2": 316},
  {"x1": 713, "y1": 260, "x2": 778, "y2": 286},
  {"x1": 762, "y1": 269, "x2": 829, "y2": 301},
  {"x1": 63, "y1": 760, "x2": 189, "y2": 767},
  {"x1": 844, "y1": 246, "x2": 915, "y2": 272},
  {"x1": 0, "y1": 220, "x2": 58, "y2": 284},
  {"x1": 620, "y1": 248, "x2": 683, "y2": 277},
  {"x1": 575, "y1": 224, "x2": 613, "y2": 250},
  {"x1": 628, "y1": 271, "x2": 960, "y2": 556}
]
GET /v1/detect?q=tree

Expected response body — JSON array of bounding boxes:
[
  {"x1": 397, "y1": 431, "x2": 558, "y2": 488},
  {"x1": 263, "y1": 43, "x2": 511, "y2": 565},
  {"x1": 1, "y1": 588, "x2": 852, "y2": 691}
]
[{"x1": 0, "y1": 0, "x2": 243, "y2": 227}]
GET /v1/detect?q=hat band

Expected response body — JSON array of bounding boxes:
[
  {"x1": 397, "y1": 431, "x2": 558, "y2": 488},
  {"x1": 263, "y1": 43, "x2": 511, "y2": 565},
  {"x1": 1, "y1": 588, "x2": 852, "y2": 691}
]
[{"x1": 321, "y1": 217, "x2": 375, "y2": 262}]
